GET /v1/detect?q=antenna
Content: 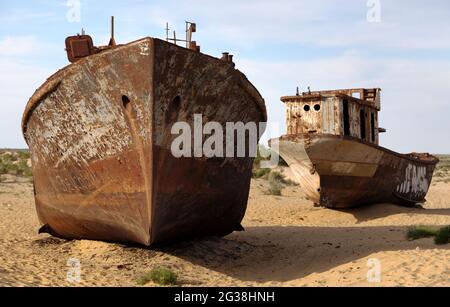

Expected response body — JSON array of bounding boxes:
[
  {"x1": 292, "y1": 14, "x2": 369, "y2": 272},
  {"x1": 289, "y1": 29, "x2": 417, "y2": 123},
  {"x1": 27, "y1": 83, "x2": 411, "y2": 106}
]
[
  {"x1": 296, "y1": 86, "x2": 300, "y2": 96},
  {"x1": 166, "y1": 21, "x2": 199, "y2": 51},
  {"x1": 109, "y1": 16, "x2": 116, "y2": 46},
  {"x1": 185, "y1": 22, "x2": 189, "y2": 48},
  {"x1": 165, "y1": 22, "x2": 170, "y2": 41},
  {"x1": 81, "y1": 28, "x2": 85, "y2": 36}
]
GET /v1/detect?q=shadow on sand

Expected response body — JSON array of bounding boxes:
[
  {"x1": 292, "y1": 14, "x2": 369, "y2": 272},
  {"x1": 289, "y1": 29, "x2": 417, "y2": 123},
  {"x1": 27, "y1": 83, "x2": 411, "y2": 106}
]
[
  {"x1": 338, "y1": 203, "x2": 450, "y2": 224},
  {"x1": 156, "y1": 223, "x2": 449, "y2": 283}
]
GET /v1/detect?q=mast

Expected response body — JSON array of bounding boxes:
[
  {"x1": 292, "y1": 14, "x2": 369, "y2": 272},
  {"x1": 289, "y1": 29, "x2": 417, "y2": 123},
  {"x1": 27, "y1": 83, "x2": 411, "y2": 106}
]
[{"x1": 108, "y1": 16, "x2": 116, "y2": 46}]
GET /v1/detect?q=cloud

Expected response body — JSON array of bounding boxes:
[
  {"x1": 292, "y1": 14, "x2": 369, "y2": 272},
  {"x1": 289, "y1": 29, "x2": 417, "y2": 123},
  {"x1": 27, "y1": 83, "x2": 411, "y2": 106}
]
[
  {"x1": 113, "y1": 0, "x2": 450, "y2": 51},
  {"x1": 0, "y1": 36, "x2": 50, "y2": 57},
  {"x1": 1, "y1": 0, "x2": 449, "y2": 153},
  {"x1": 0, "y1": 12, "x2": 52, "y2": 23},
  {"x1": 0, "y1": 45, "x2": 52, "y2": 147}
]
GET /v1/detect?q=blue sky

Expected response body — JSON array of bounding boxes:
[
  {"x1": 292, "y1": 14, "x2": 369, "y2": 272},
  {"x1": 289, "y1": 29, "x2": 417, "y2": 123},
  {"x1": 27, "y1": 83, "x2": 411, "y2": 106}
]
[{"x1": 1, "y1": 0, "x2": 450, "y2": 153}]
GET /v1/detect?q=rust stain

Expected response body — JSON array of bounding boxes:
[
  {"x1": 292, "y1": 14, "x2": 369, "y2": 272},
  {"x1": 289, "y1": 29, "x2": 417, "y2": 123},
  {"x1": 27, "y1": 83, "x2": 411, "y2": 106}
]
[
  {"x1": 270, "y1": 88, "x2": 438, "y2": 209},
  {"x1": 22, "y1": 36, "x2": 266, "y2": 246}
]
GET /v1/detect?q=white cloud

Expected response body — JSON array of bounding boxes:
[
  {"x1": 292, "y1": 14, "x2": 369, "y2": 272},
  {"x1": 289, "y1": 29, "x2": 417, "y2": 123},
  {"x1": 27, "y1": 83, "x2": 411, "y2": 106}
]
[
  {"x1": 0, "y1": 36, "x2": 49, "y2": 57},
  {"x1": 0, "y1": 11, "x2": 53, "y2": 23},
  {"x1": 0, "y1": 56, "x2": 52, "y2": 148},
  {"x1": 115, "y1": 0, "x2": 450, "y2": 50},
  {"x1": 1, "y1": 1, "x2": 449, "y2": 153}
]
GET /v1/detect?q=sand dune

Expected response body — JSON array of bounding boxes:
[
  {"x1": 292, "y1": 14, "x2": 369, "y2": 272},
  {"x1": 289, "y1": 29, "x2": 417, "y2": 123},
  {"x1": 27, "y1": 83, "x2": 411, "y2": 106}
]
[{"x1": 0, "y1": 173, "x2": 449, "y2": 287}]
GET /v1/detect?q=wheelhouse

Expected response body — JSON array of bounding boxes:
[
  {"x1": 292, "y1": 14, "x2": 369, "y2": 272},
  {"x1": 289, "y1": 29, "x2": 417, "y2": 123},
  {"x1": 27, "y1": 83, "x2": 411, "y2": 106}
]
[{"x1": 282, "y1": 88, "x2": 384, "y2": 145}]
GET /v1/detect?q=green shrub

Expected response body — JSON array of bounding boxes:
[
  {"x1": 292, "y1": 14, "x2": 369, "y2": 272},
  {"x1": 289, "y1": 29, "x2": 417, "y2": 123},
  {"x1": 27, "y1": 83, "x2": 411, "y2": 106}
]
[
  {"x1": 6, "y1": 163, "x2": 18, "y2": 175},
  {"x1": 1, "y1": 153, "x2": 17, "y2": 163},
  {"x1": 268, "y1": 171, "x2": 284, "y2": 182},
  {"x1": 252, "y1": 144, "x2": 291, "y2": 179},
  {"x1": 407, "y1": 225, "x2": 450, "y2": 245},
  {"x1": 268, "y1": 171, "x2": 298, "y2": 186},
  {"x1": 407, "y1": 226, "x2": 438, "y2": 241},
  {"x1": 0, "y1": 162, "x2": 7, "y2": 175},
  {"x1": 265, "y1": 172, "x2": 284, "y2": 196},
  {"x1": 252, "y1": 168, "x2": 271, "y2": 179},
  {"x1": 253, "y1": 146, "x2": 272, "y2": 179},
  {"x1": 0, "y1": 151, "x2": 32, "y2": 177},
  {"x1": 137, "y1": 267, "x2": 177, "y2": 286},
  {"x1": 17, "y1": 151, "x2": 31, "y2": 160},
  {"x1": 435, "y1": 226, "x2": 450, "y2": 245},
  {"x1": 17, "y1": 160, "x2": 32, "y2": 177},
  {"x1": 266, "y1": 180, "x2": 283, "y2": 196}
]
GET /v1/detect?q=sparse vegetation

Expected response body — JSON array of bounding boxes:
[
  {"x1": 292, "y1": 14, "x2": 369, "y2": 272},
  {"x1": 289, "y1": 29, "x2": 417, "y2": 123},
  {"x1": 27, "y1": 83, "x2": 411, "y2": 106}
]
[
  {"x1": 407, "y1": 225, "x2": 450, "y2": 245},
  {"x1": 264, "y1": 171, "x2": 298, "y2": 196},
  {"x1": 435, "y1": 155, "x2": 450, "y2": 183},
  {"x1": 137, "y1": 267, "x2": 178, "y2": 286},
  {"x1": 268, "y1": 171, "x2": 298, "y2": 187},
  {"x1": 252, "y1": 145, "x2": 289, "y2": 179},
  {"x1": 435, "y1": 226, "x2": 450, "y2": 245},
  {"x1": 266, "y1": 179, "x2": 283, "y2": 196},
  {"x1": 252, "y1": 167, "x2": 271, "y2": 179},
  {"x1": 407, "y1": 226, "x2": 438, "y2": 241},
  {"x1": 0, "y1": 150, "x2": 33, "y2": 178},
  {"x1": 252, "y1": 145, "x2": 299, "y2": 196}
]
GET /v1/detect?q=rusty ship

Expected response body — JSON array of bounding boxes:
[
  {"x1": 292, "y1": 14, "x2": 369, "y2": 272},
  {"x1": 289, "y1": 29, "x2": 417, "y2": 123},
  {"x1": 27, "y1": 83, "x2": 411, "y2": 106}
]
[
  {"x1": 22, "y1": 20, "x2": 267, "y2": 246},
  {"x1": 269, "y1": 88, "x2": 438, "y2": 209}
]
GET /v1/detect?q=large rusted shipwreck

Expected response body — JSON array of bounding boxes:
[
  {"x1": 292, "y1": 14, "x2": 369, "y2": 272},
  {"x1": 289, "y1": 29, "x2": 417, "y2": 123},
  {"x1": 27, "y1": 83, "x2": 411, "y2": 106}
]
[
  {"x1": 22, "y1": 22, "x2": 267, "y2": 246},
  {"x1": 270, "y1": 88, "x2": 438, "y2": 208}
]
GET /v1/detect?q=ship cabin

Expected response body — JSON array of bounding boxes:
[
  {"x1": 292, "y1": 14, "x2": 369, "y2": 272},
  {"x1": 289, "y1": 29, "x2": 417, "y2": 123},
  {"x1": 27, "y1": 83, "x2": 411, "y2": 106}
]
[{"x1": 282, "y1": 88, "x2": 384, "y2": 146}]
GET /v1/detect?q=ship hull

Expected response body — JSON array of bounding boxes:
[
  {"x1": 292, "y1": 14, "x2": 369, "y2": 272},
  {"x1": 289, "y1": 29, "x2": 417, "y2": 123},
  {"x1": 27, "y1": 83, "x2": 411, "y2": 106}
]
[
  {"x1": 22, "y1": 38, "x2": 266, "y2": 246},
  {"x1": 270, "y1": 134, "x2": 438, "y2": 208}
]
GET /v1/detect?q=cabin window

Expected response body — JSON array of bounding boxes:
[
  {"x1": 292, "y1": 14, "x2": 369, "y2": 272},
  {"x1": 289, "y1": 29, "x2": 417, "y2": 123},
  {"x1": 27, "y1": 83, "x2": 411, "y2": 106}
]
[
  {"x1": 314, "y1": 104, "x2": 321, "y2": 111},
  {"x1": 343, "y1": 99, "x2": 350, "y2": 136},
  {"x1": 304, "y1": 105, "x2": 310, "y2": 112},
  {"x1": 352, "y1": 92, "x2": 361, "y2": 99},
  {"x1": 371, "y1": 112, "x2": 376, "y2": 143},
  {"x1": 360, "y1": 109, "x2": 366, "y2": 141}
]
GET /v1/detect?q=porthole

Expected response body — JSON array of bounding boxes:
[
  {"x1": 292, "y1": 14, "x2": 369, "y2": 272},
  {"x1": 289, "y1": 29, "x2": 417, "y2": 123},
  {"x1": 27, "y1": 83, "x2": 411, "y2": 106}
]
[
  {"x1": 314, "y1": 104, "x2": 321, "y2": 111},
  {"x1": 122, "y1": 95, "x2": 130, "y2": 108},
  {"x1": 303, "y1": 105, "x2": 310, "y2": 112}
]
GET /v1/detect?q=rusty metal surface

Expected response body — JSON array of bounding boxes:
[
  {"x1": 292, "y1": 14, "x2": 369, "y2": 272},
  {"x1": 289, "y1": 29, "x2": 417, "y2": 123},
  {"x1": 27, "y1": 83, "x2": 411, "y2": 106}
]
[
  {"x1": 22, "y1": 37, "x2": 266, "y2": 246},
  {"x1": 150, "y1": 39, "x2": 266, "y2": 243},
  {"x1": 65, "y1": 35, "x2": 96, "y2": 63},
  {"x1": 270, "y1": 87, "x2": 438, "y2": 209},
  {"x1": 283, "y1": 88, "x2": 381, "y2": 145},
  {"x1": 272, "y1": 134, "x2": 438, "y2": 209}
]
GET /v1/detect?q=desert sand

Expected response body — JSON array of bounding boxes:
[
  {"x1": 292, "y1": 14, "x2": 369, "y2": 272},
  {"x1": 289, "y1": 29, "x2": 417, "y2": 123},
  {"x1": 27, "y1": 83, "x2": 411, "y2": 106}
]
[{"x1": 0, "y1": 169, "x2": 449, "y2": 287}]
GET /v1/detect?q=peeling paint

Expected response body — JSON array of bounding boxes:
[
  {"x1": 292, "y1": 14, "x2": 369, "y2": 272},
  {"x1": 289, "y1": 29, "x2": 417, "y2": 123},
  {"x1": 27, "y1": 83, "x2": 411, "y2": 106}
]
[
  {"x1": 397, "y1": 164, "x2": 429, "y2": 196},
  {"x1": 271, "y1": 87, "x2": 438, "y2": 208},
  {"x1": 22, "y1": 37, "x2": 267, "y2": 246}
]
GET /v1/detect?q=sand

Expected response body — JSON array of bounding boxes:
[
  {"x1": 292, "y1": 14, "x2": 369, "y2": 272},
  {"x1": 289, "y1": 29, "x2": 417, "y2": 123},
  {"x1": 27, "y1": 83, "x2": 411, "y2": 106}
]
[{"x1": 0, "y1": 171, "x2": 449, "y2": 287}]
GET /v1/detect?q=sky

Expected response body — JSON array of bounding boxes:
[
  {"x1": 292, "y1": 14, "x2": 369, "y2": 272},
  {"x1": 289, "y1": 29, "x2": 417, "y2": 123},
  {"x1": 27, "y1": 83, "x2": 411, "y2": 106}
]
[{"x1": 0, "y1": 0, "x2": 449, "y2": 153}]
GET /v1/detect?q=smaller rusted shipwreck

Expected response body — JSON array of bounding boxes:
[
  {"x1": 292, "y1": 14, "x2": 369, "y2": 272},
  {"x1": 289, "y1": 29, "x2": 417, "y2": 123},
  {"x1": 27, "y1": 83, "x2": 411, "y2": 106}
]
[
  {"x1": 269, "y1": 88, "x2": 438, "y2": 208},
  {"x1": 22, "y1": 21, "x2": 267, "y2": 246}
]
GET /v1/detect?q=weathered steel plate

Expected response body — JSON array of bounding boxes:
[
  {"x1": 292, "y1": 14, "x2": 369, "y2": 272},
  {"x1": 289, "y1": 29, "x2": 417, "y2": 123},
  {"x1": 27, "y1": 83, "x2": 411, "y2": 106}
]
[
  {"x1": 22, "y1": 37, "x2": 267, "y2": 246},
  {"x1": 271, "y1": 134, "x2": 439, "y2": 208}
]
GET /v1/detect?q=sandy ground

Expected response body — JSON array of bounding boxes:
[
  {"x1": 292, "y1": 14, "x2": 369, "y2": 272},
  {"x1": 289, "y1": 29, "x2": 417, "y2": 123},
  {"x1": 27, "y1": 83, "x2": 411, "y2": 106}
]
[{"x1": 0, "y1": 172, "x2": 449, "y2": 287}]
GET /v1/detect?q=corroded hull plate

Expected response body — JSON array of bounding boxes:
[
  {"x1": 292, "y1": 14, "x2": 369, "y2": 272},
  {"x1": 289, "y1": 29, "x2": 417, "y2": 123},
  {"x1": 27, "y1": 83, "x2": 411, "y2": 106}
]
[
  {"x1": 23, "y1": 37, "x2": 267, "y2": 246},
  {"x1": 271, "y1": 134, "x2": 438, "y2": 208}
]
